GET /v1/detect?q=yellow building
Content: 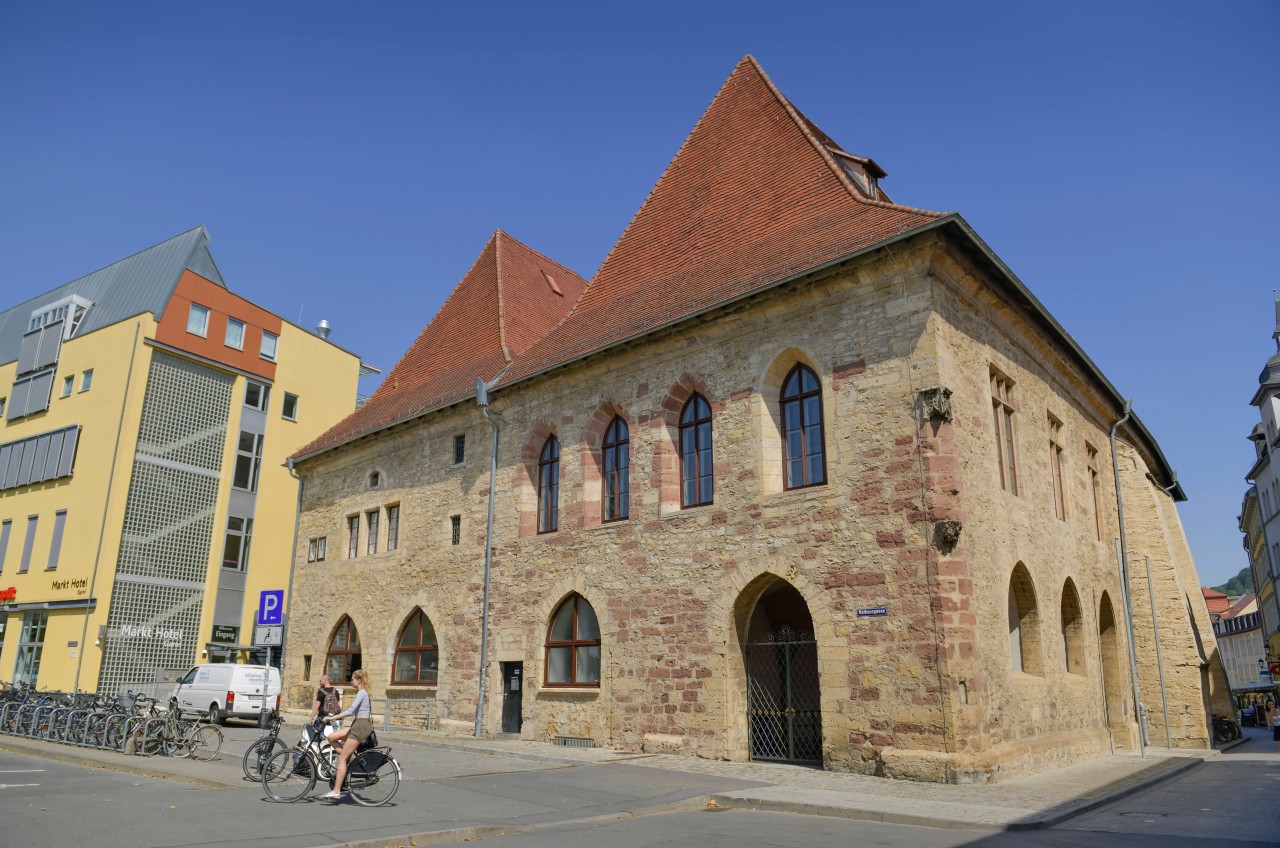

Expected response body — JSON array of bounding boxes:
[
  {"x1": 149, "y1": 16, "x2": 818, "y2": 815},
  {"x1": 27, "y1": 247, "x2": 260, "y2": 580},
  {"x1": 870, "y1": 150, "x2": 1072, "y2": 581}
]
[{"x1": 0, "y1": 227, "x2": 370, "y2": 695}]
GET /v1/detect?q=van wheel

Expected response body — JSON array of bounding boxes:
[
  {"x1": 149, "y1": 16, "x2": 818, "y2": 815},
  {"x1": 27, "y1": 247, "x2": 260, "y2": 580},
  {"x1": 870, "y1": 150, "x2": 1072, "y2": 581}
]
[{"x1": 207, "y1": 704, "x2": 222, "y2": 725}]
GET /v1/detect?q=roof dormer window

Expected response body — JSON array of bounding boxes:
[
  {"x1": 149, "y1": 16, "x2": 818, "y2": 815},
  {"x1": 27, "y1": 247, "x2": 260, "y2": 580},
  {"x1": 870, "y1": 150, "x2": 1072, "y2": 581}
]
[
  {"x1": 827, "y1": 148, "x2": 887, "y2": 200},
  {"x1": 28, "y1": 294, "x2": 92, "y2": 339}
]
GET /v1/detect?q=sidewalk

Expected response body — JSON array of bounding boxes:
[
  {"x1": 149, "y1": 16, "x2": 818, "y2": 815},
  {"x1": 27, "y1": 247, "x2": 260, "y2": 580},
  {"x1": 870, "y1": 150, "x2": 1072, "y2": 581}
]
[{"x1": 0, "y1": 724, "x2": 1240, "y2": 834}]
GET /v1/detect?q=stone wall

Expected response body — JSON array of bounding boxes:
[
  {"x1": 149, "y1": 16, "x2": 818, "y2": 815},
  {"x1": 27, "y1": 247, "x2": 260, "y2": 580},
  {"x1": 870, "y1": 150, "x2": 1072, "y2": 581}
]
[{"x1": 283, "y1": 231, "x2": 1220, "y2": 781}]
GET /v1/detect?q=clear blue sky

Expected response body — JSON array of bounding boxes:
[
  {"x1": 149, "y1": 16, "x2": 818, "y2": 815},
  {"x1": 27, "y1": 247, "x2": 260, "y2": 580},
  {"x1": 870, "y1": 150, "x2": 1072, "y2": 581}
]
[{"x1": 2, "y1": 2, "x2": 1276, "y2": 588}]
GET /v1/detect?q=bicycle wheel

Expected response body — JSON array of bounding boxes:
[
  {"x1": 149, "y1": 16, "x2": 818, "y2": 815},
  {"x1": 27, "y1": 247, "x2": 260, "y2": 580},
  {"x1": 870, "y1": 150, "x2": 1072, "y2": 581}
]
[
  {"x1": 262, "y1": 748, "x2": 316, "y2": 802},
  {"x1": 242, "y1": 736, "x2": 288, "y2": 779},
  {"x1": 187, "y1": 724, "x2": 223, "y2": 761},
  {"x1": 347, "y1": 750, "x2": 400, "y2": 807}
]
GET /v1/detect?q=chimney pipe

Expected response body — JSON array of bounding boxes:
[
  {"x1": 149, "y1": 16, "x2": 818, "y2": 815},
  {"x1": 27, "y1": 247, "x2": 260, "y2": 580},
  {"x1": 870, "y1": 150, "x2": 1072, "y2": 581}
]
[{"x1": 316, "y1": 319, "x2": 331, "y2": 339}]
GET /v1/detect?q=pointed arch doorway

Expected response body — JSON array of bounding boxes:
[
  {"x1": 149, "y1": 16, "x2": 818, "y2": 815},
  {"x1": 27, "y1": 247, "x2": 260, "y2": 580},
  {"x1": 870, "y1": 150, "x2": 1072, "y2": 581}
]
[{"x1": 742, "y1": 580, "x2": 823, "y2": 765}]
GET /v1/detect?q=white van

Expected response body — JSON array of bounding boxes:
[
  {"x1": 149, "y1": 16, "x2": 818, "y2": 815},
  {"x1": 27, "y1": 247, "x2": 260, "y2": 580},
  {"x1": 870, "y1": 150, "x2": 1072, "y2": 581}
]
[{"x1": 171, "y1": 664, "x2": 281, "y2": 724}]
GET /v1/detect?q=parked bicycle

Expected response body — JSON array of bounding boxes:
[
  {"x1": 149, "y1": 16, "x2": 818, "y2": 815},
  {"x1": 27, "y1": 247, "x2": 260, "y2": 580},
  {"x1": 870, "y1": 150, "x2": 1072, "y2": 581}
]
[
  {"x1": 242, "y1": 710, "x2": 289, "y2": 779},
  {"x1": 1212, "y1": 713, "x2": 1242, "y2": 745},
  {"x1": 261, "y1": 719, "x2": 400, "y2": 806}
]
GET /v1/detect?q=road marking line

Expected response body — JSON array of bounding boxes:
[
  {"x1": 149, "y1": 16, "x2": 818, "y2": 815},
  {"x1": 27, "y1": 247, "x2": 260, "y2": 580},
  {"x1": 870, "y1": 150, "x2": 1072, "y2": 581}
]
[
  {"x1": 0, "y1": 770, "x2": 46, "y2": 773},
  {"x1": 0, "y1": 783, "x2": 40, "y2": 789}
]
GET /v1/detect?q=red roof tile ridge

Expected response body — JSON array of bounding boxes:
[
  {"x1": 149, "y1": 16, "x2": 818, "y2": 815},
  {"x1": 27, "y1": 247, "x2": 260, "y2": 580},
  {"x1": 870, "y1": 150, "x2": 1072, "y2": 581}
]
[
  {"x1": 491, "y1": 228, "x2": 593, "y2": 341},
  {"x1": 753, "y1": 56, "x2": 947, "y2": 220},
  {"x1": 493, "y1": 230, "x2": 514, "y2": 362}
]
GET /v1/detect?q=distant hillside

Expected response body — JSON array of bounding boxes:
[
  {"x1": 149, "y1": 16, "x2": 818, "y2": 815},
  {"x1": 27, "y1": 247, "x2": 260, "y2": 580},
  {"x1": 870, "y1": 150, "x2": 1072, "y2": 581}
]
[{"x1": 1212, "y1": 566, "x2": 1255, "y2": 597}]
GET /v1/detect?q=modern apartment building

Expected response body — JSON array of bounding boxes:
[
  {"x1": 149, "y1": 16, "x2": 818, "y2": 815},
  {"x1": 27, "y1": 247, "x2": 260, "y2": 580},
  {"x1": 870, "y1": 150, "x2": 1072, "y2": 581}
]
[{"x1": 0, "y1": 227, "x2": 368, "y2": 695}]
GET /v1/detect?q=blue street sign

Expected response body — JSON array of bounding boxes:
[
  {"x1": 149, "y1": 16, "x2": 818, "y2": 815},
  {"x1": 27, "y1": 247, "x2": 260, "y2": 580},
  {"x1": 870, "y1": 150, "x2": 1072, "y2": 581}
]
[
  {"x1": 259, "y1": 590, "x2": 284, "y2": 625},
  {"x1": 857, "y1": 607, "x2": 888, "y2": 617}
]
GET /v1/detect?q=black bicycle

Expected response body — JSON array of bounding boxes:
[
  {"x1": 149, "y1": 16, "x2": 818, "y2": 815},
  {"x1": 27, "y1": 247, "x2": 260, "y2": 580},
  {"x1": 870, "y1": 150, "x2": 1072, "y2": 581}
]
[
  {"x1": 242, "y1": 710, "x2": 289, "y2": 779},
  {"x1": 1212, "y1": 713, "x2": 1242, "y2": 745},
  {"x1": 261, "y1": 723, "x2": 400, "y2": 807}
]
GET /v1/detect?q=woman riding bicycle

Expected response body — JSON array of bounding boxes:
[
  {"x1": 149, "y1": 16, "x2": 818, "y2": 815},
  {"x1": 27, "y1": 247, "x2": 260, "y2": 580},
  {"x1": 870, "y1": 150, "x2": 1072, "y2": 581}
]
[{"x1": 322, "y1": 668, "x2": 372, "y2": 800}]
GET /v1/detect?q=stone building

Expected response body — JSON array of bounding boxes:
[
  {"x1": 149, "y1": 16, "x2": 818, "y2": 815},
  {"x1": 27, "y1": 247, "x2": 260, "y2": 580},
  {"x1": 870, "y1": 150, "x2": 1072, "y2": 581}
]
[{"x1": 284, "y1": 57, "x2": 1229, "y2": 782}]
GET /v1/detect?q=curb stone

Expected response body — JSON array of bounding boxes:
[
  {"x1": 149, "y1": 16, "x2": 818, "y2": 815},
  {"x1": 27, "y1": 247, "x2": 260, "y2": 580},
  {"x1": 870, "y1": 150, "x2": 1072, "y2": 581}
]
[{"x1": 709, "y1": 756, "x2": 1203, "y2": 832}]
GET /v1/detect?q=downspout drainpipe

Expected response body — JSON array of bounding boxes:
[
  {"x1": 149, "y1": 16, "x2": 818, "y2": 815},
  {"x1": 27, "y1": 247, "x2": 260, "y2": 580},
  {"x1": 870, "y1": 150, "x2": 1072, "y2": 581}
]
[
  {"x1": 1110, "y1": 398, "x2": 1146, "y2": 758},
  {"x1": 74, "y1": 321, "x2": 141, "y2": 693},
  {"x1": 474, "y1": 380, "x2": 503, "y2": 737},
  {"x1": 282, "y1": 457, "x2": 305, "y2": 700},
  {"x1": 1144, "y1": 556, "x2": 1172, "y2": 748}
]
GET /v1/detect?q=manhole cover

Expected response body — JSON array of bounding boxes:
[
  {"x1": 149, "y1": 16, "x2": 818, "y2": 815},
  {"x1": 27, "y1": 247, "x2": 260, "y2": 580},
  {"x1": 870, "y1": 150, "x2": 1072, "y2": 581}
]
[{"x1": 1119, "y1": 812, "x2": 1168, "y2": 818}]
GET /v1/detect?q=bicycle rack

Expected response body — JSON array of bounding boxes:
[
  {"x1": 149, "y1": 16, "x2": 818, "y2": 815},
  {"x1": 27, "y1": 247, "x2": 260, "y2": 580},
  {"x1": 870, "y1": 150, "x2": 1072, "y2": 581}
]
[
  {"x1": 15, "y1": 704, "x2": 37, "y2": 737},
  {"x1": 46, "y1": 706, "x2": 72, "y2": 742},
  {"x1": 0, "y1": 702, "x2": 17, "y2": 735},
  {"x1": 138, "y1": 717, "x2": 168, "y2": 757},
  {"x1": 65, "y1": 709, "x2": 91, "y2": 746},
  {"x1": 120, "y1": 715, "x2": 145, "y2": 754}
]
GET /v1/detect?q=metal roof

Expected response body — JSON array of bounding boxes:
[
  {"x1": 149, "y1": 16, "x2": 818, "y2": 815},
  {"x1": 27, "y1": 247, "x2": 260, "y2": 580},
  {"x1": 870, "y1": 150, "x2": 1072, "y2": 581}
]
[{"x1": 0, "y1": 226, "x2": 223, "y2": 367}]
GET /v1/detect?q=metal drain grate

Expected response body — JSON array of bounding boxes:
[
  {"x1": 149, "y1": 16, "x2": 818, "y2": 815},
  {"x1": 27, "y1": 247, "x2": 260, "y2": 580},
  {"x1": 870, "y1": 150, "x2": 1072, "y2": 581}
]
[{"x1": 554, "y1": 736, "x2": 595, "y2": 749}]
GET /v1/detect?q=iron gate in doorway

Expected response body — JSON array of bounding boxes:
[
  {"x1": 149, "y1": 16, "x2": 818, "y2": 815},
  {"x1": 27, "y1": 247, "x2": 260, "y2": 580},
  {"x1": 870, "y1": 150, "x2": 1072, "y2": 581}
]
[{"x1": 745, "y1": 624, "x2": 822, "y2": 765}]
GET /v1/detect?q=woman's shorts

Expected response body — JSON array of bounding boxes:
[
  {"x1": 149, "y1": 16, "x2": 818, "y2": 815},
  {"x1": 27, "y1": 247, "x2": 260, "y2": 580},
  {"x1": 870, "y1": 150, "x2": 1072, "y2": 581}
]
[
  {"x1": 1272, "y1": 724, "x2": 1280, "y2": 742},
  {"x1": 349, "y1": 717, "x2": 375, "y2": 743}
]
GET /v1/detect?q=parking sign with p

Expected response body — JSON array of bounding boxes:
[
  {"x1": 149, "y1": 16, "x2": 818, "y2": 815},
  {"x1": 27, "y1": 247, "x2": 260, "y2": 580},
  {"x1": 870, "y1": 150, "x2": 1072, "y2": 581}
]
[{"x1": 259, "y1": 590, "x2": 284, "y2": 625}]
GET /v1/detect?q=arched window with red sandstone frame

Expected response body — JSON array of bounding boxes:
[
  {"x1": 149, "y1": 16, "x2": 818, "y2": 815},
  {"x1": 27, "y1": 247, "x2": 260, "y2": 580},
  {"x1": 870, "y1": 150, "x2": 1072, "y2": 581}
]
[
  {"x1": 602, "y1": 417, "x2": 630, "y2": 522},
  {"x1": 780, "y1": 364, "x2": 826, "y2": 489},
  {"x1": 680, "y1": 393, "x2": 713, "y2": 507},
  {"x1": 538, "y1": 436, "x2": 560, "y2": 533}
]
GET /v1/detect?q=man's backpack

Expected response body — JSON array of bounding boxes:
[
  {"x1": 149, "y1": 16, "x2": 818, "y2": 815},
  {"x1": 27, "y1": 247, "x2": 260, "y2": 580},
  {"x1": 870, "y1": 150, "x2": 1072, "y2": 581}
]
[{"x1": 321, "y1": 687, "x2": 340, "y2": 716}]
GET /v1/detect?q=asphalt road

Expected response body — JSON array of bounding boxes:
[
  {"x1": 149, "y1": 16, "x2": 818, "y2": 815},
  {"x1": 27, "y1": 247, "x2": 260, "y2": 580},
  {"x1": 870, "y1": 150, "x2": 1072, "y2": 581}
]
[{"x1": 2, "y1": 723, "x2": 1277, "y2": 848}]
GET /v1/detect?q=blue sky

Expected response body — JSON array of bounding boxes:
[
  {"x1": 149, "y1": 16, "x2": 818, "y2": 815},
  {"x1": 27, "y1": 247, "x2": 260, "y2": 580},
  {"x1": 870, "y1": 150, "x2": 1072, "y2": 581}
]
[{"x1": 2, "y1": 2, "x2": 1276, "y2": 588}]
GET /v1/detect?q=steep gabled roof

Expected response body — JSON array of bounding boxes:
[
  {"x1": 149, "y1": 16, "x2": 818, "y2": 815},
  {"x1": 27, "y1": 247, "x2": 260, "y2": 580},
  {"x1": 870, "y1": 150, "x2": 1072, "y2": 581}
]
[
  {"x1": 503, "y1": 56, "x2": 943, "y2": 381},
  {"x1": 0, "y1": 226, "x2": 223, "y2": 367},
  {"x1": 296, "y1": 230, "x2": 587, "y2": 456}
]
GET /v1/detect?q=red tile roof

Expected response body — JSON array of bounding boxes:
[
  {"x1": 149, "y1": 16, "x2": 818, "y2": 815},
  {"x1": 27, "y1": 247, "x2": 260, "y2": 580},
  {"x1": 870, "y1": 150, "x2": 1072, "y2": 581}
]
[
  {"x1": 1202, "y1": 587, "x2": 1231, "y2": 619},
  {"x1": 1221, "y1": 593, "x2": 1257, "y2": 619},
  {"x1": 296, "y1": 230, "x2": 588, "y2": 456},
  {"x1": 296, "y1": 56, "x2": 945, "y2": 460}
]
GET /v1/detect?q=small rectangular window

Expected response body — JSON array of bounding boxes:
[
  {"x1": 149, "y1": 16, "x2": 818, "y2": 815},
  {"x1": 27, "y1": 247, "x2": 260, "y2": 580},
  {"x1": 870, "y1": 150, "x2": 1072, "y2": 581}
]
[
  {"x1": 454, "y1": 434, "x2": 465, "y2": 465},
  {"x1": 19, "y1": 515, "x2": 37, "y2": 573},
  {"x1": 991, "y1": 369, "x2": 1018, "y2": 495},
  {"x1": 0, "y1": 397, "x2": 5, "y2": 417},
  {"x1": 244, "y1": 381, "x2": 270, "y2": 412},
  {"x1": 282, "y1": 393, "x2": 298, "y2": 421},
  {"x1": 260, "y1": 330, "x2": 279, "y2": 362},
  {"x1": 225, "y1": 317, "x2": 245, "y2": 350},
  {"x1": 61, "y1": 375, "x2": 73, "y2": 398},
  {"x1": 366, "y1": 509, "x2": 379, "y2": 555},
  {"x1": 303, "y1": 655, "x2": 312, "y2": 680},
  {"x1": 347, "y1": 516, "x2": 359, "y2": 559},
  {"x1": 47, "y1": 510, "x2": 66, "y2": 570},
  {"x1": 450, "y1": 515, "x2": 461, "y2": 546},
  {"x1": 0, "y1": 519, "x2": 11, "y2": 573},
  {"x1": 187, "y1": 304, "x2": 209, "y2": 337},
  {"x1": 221, "y1": 516, "x2": 253, "y2": 571},
  {"x1": 79, "y1": 369, "x2": 93, "y2": 392},
  {"x1": 1087, "y1": 444, "x2": 1102, "y2": 541},
  {"x1": 308, "y1": 538, "x2": 317, "y2": 562},
  {"x1": 1048, "y1": 415, "x2": 1065, "y2": 521},
  {"x1": 316, "y1": 536, "x2": 326, "y2": 562},
  {"x1": 232, "y1": 431, "x2": 264, "y2": 492},
  {"x1": 387, "y1": 505, "x2": 399, "y2": 551}
]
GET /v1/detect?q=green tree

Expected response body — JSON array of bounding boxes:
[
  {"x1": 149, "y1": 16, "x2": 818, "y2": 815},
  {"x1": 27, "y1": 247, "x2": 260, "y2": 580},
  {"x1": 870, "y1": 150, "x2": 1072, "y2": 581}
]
[{"x1": 1211, "y1": 566, "x2": 1255, "y2": 597}]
